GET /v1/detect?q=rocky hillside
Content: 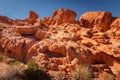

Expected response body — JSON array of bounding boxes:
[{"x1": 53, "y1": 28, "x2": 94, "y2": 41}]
[{"x1": 0, "y1": 8, "x2": 120, "y2": 79}]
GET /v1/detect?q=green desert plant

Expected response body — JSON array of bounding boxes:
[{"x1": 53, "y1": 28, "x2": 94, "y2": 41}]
[
  {"x1": 24, "y1": 59, "x2": 50, "y2": 80},
  {"x1": 71, "y1": 64, "x2": 93, "y2": 80}
]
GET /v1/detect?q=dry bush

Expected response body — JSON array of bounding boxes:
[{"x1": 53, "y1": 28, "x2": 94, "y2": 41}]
[
  {"x1": 0, "y1": 63, "x2": 25, "y2": 80},
  {"x1": 53, "y1": 71, "x2": 67, "y2": 80},
  {"x1": 71, "y1": 64, "x2": 93, "y2": 80}
]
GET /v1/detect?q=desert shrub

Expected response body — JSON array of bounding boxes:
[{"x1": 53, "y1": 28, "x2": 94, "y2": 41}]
[
  {"x1": 0, "y1": 63, "x2": 25, "y2": 80},
  {"x1": 53, "y1": 71, "x2": 67, "y2": 80},
  {"x1": 24, "y1": 59, "x2": 50, "y2": 80},
  {"x1": 71, "y1": 64, "x2": 93, "y2": 80}
]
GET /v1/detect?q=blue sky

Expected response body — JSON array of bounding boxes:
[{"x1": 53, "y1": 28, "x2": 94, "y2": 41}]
[{"x1": 0, "y1": 0, "x2": 119, "y2": 20}]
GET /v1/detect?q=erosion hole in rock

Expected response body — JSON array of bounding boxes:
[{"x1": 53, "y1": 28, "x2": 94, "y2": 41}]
[
  {"x1": 21, "y1": 34, "x2": 35, "y2": 37},
  {"x1": 92, "y1": 59, "x2": 105, "y2": 65},
  {"x1": 44, "y1": 50, "x2": 65, "y2": 58}
]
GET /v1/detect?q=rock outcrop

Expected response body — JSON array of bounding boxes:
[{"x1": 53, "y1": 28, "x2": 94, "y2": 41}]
[
  {"x1": 40, "y1": 8, "x2": 77, "y2": 26},
  {"x1": 0, "y1": 9, "x2": 120, "y2": 79},
  {"x1": 0, "y1": 16, "x2": 13, "y2": 24},
  {"x1": 35, "y1": 29, "x2": 47, "y2": 40},
  {"x1": 0, "y1": 28, "x2": 25, "y2": 61},
  {"x1": 79, "y1": 12, "x2": 112, "y2": 31},
  {"x1": 25, "y1": 11, "x2": 39, "y2": 24},
  {"x1": 110, "y1": 17, "x2": 120, "y2": 28},
  {"x1": 14, "y1": 25, "x2": 39, "y2": 34},
  {"x1": 52, "y1": 8, "x2": 77, "y2": 25}
]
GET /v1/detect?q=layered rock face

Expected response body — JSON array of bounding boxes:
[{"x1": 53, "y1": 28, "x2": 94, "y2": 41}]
[{"x1": 0, "y1": 9, "x2": 120, "y2": 79}]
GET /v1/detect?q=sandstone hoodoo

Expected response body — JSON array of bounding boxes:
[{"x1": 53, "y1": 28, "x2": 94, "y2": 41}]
[
  {"x1": 26, "y1": 10, "x2": 39, "y2": 24},
  {"x1": 0, "y1": 9, "x2": 120, "y2": 79}
]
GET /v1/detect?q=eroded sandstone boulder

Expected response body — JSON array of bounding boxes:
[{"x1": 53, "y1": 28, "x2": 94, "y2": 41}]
[
  {"x1": 80, "y1": 12, "x2": 112, "y2": 31},
  {"x1": 0, "y1": 28, "x2": 36, "y2": 61},
  {"x1": 0, "y1": 28, "x2": 25, "y2": 61},
  {"x1": 35, "y1": 29, "x2": 47, "y2": 40},
  {"x1": 14, "y1": 25, "x2": 38, "y2": 34},
  {"x1": 26, "y1": 39, "x2": 67, "y2": 60}
]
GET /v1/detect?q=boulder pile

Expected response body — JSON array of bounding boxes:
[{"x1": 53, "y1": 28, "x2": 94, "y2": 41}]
[{"x1": 0, "y1": 9, "x2": 120, "y2": 79}]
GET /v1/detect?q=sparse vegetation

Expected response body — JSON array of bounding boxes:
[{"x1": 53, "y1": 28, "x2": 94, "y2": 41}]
[
  {"x1": 53, "y1": 71, "x2": 67, "y2": 80},
  {"x1": 0, "y1": 53, "x2": 51, "y2": 80},
  {"x1": 24, "y1": 59, "x2": 50, "y2": 80},
  {"x1": 0, "y1": 53, "x2": 25, "y2": 80},
  {"x1": 71, "y1": 64, "x2": 93, "y2": 80},
  {"x1": 0, "y1": 61, "x2": 25, "y2": 80}
]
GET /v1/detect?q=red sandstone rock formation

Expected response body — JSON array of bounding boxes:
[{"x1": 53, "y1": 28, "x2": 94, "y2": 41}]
[
  {"x1": 40, "y1": 8, "x2": 77, "y2": 26},
  {"x1": 35, "y1": 29, "x2": 47, "y2": 40},
  {"x1": 52, "y1": 8, "x2": 77, "y2": 25},
  {"x1": 0, "y1": 16, "x2": 13, "y2": 24},
  {"x1": 0, "y1": 9, "x2": 120, "y2": 79},
  {"x1": 14, "y1": 25, "x2": 39, "y2": 34},
  {"x1": 111, "y1": 17, "x2": 120, "y2": 28},
  {"x1": 79, "y1": 12, "x2": 112, "y2": 32},
  {"x1": 25, "y1": 11, "x2": 39, "y2": 24}
]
